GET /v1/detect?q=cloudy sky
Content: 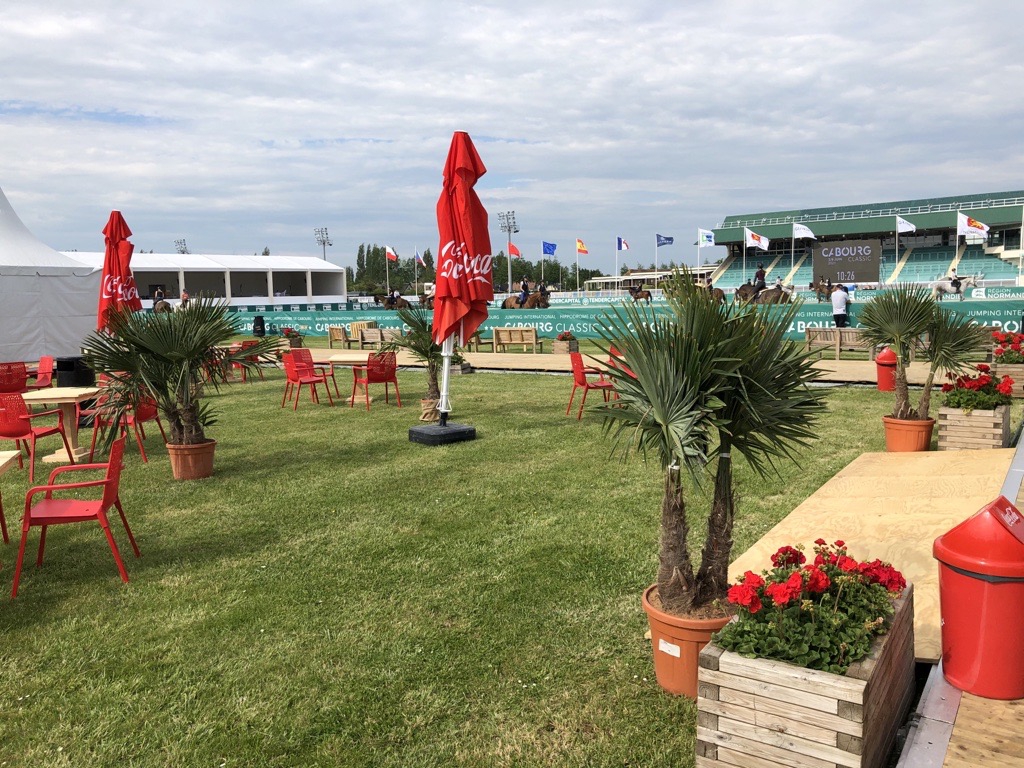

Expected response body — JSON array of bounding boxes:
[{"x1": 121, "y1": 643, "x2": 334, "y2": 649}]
[{"x1": 2, "y1": 1, "x2": 1023, "y2": 275}]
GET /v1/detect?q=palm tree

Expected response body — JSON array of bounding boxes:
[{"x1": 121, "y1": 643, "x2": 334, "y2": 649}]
[
  {"x1": 598, "y1": 272, "x2": 825, "y2": 615},
  {"x1": 857, "y1": 284, "x2": 989, "y2": 420},
  {"x1": 381, "y1": 305, "x2": 461, "y2": 401},
  {"x1": 82, "y1": 296, "x2": 279, "y2": 445}
]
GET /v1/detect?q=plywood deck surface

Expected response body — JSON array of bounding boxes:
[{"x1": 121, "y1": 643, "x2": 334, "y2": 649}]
[{"x1": 943, "y1": 695, "x2": 1024, "y2": 767}]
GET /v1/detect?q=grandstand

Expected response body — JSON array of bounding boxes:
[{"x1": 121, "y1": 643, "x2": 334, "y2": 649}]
[{"x1": 708, "y1": 190, "x2": 1024, "y2": 290}]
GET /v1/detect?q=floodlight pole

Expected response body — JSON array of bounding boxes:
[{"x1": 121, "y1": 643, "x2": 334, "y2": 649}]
[
  {"x1": 498, "y1": 211, "x2": 518, "y2": 295},
  {"x1": 314, "y1": 227, "x2": 332, "y2": 260},
  {"x1": 174, "y1": 239, "x2": 189, "y2": 254}
]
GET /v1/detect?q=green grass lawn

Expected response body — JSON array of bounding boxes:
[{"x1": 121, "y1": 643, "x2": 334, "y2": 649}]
[{"x1": 0, "y1": 370, "x2": 1008, "y2": 766}]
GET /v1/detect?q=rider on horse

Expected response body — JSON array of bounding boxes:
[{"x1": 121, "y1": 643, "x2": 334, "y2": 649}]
[
  {"x1": 949, "y1": 268, "x2": 961, "y2": 292},
  {"x1": 518, "y1": 277, "x2": 530, "y2": 308},
  {"x1": 753, "y1": 264, "x2": 767, "y2": 298}
]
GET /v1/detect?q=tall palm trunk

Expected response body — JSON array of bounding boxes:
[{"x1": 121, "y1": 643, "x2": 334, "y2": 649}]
[
  {"x1": 657, "y1": 468, "x2": 696, "y2": 614},
  {"x1": 695, "y1": 443, "x2": 735, "y2": 607}
]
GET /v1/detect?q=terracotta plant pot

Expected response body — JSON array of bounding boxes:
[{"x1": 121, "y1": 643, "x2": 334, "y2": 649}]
[
  {"x1": 166, "y1": 440, "x2": 217, "y2": 480},
  {"x1": 882, "y1": 416, "x2": 934, "y2": 452},
  {"x1": 642, "y1": 584, "x2": 732, "y2": 698}
]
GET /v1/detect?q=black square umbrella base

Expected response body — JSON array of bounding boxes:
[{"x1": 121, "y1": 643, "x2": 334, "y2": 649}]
[{"x1": 409, "y1": 423, "x2": 477, "y2": 445}]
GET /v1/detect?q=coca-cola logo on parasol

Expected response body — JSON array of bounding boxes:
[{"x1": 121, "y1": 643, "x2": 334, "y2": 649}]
[
  {"x1": 438, "y1": 240, "x2": 492, "y2": 284},
  {"x1": 102, "y1": 274, "x2": 141, "y2": 302}
]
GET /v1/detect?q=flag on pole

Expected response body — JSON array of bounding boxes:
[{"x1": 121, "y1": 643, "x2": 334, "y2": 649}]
[
  {"x1": 896, "y1": 216, "x2": 916, "y2": 234},
  {"x1": 743, "y1": 227, "x2": 769, "y2": 251},
  {"x1": 957, "y1": 212, "x2": 989, "y2": 238},
  {"x1": 385, "y1": 245, "x2": 399, "y2": 262},
  {"x1": 509, "y1": 242, "x2": 521, "y2": 258},
  {"x1": 792, "y1": 223, "x2": 816, "y2": 240},
  {"x1": 542, "y1": 241, "x2": 557, "y2": 255},
  {"x1": 616, "y1": 237, "x2": 630, "y2": 251},
  {"x1": 656, "y1": 234, "x2": 673, "y2": 247},
  {"x1": 698, "y1": 229, "x2": 715, "y2": 247},
  {"x1": 414, "y1": 248, "x2": 425, "y2": 266},
  {"x1": 576, "y1": 238, "x2": 588, "y2": 255}
]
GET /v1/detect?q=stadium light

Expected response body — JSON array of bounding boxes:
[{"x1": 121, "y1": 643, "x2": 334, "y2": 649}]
[
  {"x1": 174, "y1": 239, "x2": 189, "y2": 254},
  {"x1": 497, "y1": 211, "x2": 519, "y2": 293},
  {"x1": 314, "y1": 227, "x2": 332, "y2": 260}
]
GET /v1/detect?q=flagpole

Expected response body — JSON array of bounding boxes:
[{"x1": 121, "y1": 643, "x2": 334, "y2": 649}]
[
  {"x1": 541, "y1": 246, "x2": 544, "y2": 286},
  {"x1": 576, "y1": 251, "x2": 580, "y2": 293},
  {"x1": 615, "y1": 237, "x2": 619, "y2": 288},
  {"x1": 386, "y1": 249, "x2": 391, "y2": 294},
  {"x1": 894, "y1": 217, "x2": 899, "y2": 286},
  {"x1": 790, "y1": 224, "x2": 795, "y2": 277},
  {"x1": 654, "y1": 233, "x2": 658, "y2": 278},
  {"x1": 696, "y1": 229, "x2": 701, "y2": 272},
  {"x1": 414, "y1": 247, "x2": 419, "y2": 297}
]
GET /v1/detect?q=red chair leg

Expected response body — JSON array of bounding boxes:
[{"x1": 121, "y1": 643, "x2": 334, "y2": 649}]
[
  {"x1": 577, "y1": 388, "x2": 589, "y2": 420},
  {"x1": 566, "y1": 384, "x2": 578, "y2": 416},
  {"x1": 394, "y1": 381, "x2": 401, "y2": 408},
  {"x1": 36, "y1": 524, "x2": 47, "y2": 566},
  {"x1": 154, "y1": 416, "x2": 169, "y2": 444},
  {"x1": 0, "y1": 488, "x2": 7, "y2": 544},
  {"x1": 114, "y1": 497, "x2": 140, "y2": 558},
  {"x1": 11, "y1": 519, "x2": 31, "y2": 598},
  {"x1": 96, "y1": 513, "x2": 130, "y2": 583},
  {"x1": 132, "y1": 422, "x2": 149, "y2": 463}
]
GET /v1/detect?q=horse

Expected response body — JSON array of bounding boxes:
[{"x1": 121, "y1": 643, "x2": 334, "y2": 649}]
[
  {"x1": 931, "y1": 275, "x2": 977, "y2": 302},
  {"x1": 501, "y1": 292, "x2": 550, "y2": 309},
  {"x1": 695, "y1": 281, "x2": 726, "y2": 305},
  {"x1": 753, "y1": 284, "x2": 794, "y2": 304},
  {"x1": 419, "y1": 295, "x2": 434, "y2": 309},
  {"x1": 627, "y1": 286, "x2": 652, "y2": 303},
  {"x1": 734, "y1": 283, "x2": 756, "y2": 303},
  {"x1": 153, "y1": 300, "x2": 174, "y2": 314},
  {"x1": 815, "y1": 280, "x2": 837, "y2": 303},
  {"x1": 384, "y1": 296, "x2": 410, "y2": 310}
]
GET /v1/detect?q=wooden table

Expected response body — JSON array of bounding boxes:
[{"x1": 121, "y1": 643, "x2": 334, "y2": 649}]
[{"x1": 21, "y1": 386, "x2": 100, "y2": 462}]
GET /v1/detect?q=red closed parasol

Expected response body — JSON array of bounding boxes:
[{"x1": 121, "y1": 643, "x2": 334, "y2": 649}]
[
  {"x1": 97, "y1": 211, "x2": 142, "y2": 330},
  {"x1": 432, "y1": 131, "x2": 493, "y2": 347}
]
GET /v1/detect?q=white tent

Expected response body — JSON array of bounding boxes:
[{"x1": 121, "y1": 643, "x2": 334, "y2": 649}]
[{"x1": 0, "y1": 186, "x2": 99, "y2": 363}]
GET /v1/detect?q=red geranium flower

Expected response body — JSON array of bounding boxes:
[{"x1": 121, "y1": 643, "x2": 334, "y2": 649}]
[
  {"x1": 727, "y1": 583, "x2": 763, "y2": 613},
  {"x1": 803, "y1": 565, "x2": 831, "y2": 594}
]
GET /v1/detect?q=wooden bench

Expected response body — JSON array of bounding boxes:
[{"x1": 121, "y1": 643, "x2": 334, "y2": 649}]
[
  {"x1": 467, "y1": 331, "x2": 494, "y2": 353},
  {"x1": 805, "y1": 327, "x2": 881, "y2": 360},
  {"x1": 492, "y1": 326, "x2": 543, "y2": 353},
  {"x1": 359, "y1": 328, "x2": 384, "y2": 350},
  {"x1": 328, "y1": 326, "x2": 357, "y2": 349}
]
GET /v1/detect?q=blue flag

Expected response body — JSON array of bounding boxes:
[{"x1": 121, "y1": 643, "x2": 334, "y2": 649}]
[
  {"x1": 656, "y1": 234, "x2": 674, "y2": 247},
  {"x1": 542, "y1": 241, "x2": 557, "y2": 255}
]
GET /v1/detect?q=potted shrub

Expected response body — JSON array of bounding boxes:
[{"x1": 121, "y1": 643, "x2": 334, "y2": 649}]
[
  {"x1": 382, "y1": 305, "x2": 466, "y2": 422},
  {"x1": 991, "y1": 330, "x2": 1024, "y2": 395},
  {"x1": 856, "y1": 284, "x2": 989, "y2": 451},
  {"x1": 82, "y1": 296, "x2": 280, "y2": 479},
  {"x1": 281, "y1": 326, "x2": 304, "y2": 348},
  {"x1": 699, "y1": 540, "x2": 914, "y2": 768},
  {"x1": 936, "y1": 364, "x2": 1014, "y2": 449},
  {"x1": 552, "y1": 331, "x2": 579, "y2": 354},
  {"x1": 597, "y1": 272, "x2": 826, "y2": 696}
]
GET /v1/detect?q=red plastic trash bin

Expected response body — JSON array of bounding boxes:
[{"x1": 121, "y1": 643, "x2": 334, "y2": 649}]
[
  {"x1": 933, "y1": 495, "x2": 1024, "y2": 699},
  {"x1": 875, "y1": 346, "x2": 897, "y2": 392}
]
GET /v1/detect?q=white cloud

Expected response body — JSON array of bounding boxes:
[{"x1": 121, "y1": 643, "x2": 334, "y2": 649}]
[{"x1": 0, "y1": 0, "x2": 1022, "y2": 270}]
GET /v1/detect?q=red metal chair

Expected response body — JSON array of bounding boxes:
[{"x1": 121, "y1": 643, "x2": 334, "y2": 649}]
[
  {"x1": 230, "y1": 340, "x2": 265, "y2": 383},
  {"x1": 292, "y1": 347, "x2": 339, "y2": 397},
  {"x1": 280, "y1": 352, "x2": 334, "y2": 410},
  {"x1": 0, "y1": 392, "x2": 76, "y2": 481},
  {"x1": 0, "y1": 362, "x2": 29, "y2": 394},
  {"x1": 11, "y1": 435, "x2": 139, "y2": 598},
  {"x1": 566, "y1": 352, "x2": 614, "y2": 420},
  {"x1": 351, "y1": 352, "x2": 402, "y2": 410},
  {"x1": 87, "y1": 395, "x2": 168, "y2": 463},
  {"x1": 25, "y1": 356, "x2": 55, "y2": 390}
]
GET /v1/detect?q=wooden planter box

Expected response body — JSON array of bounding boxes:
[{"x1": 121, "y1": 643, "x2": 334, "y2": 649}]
[
  {"x1": 992, "y1": 362, "x2": 1024, "y2": 397},
  {"x1": 552, "y1": 340, "x2": 580, "y2": 354},
  {"x1": 696, "y1": 584, "x2": 914, "y2": 768},
  {"x1": 937, "y1": 405, "x2": 1010, "y2": 450}
]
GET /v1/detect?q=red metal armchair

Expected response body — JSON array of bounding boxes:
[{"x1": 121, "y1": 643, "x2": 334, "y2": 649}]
[
  {"x1": 12, "y1": 435, "x2": 139, "y2": 597},
  {"x1": 281, "y1": 351, "x2": 334, "y2": 410},
  {"x1": 566, "y1": 352, "x2": 614, "y2": 420},
  {"x1": 351, "y1": 352, "x2": 402, "y2": 410},
  {"x1": 0, "y1": 362, "x2": 29, "y2": 394},
  {"x1": 87, "y1": 394, "x2": 168, "y2": 463},
  {"x1": 292, "y1": 348, "x2": 339, "y2": 397},
  {"x1": 25, "y1": 356, "x2": 55, "y2": 390},
  {"x1": 230, "y1": 340, "x2": 265, "y2": 383},
  {"x1": 0, "y1": 392, "x2": 75, "y2": 481}
]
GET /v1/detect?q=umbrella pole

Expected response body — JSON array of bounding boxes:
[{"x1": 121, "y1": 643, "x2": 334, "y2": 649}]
[{"x1": 438, "y1": 334, "x2": 455, "y2": 427}]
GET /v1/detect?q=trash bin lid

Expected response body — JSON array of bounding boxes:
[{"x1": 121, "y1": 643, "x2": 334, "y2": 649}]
[
  {"x1": 933, "y1": 496, "x2": 1024, "y2": 578},
  {"x1": 876, "y1": 347, "x2": 897, "y2": 365}
]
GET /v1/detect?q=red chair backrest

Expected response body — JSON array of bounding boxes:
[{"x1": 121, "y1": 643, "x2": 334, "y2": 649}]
[
  {"x1": 366, "y1": 352, "x2": 396, "y2": 383},
  {"x1": 239, "y1": 340, "x2": 261, "y2": 363},
  {"x1": 289, "y1": 349, "x2": 317, "y2": 376},
  {"x1": 569, "y1": 352, "x2": 589, "y2": 386},
  {"x1": 102, "y1": 435, "x2": 127, "y2": 510},
  {"x1": 133, "y1": 397, "x2": 159, "y2": 423},
  {"x1": 281, "y1": 351, "x2": 298, "y2": 381},
  {"x1": 0, "y1": 393, "x2": 30, "y2": 438},
  {"x1": 0, "y1": 362, "x2": 28, "y2": 393},
  {"x1": 34, "y1": 356, "x2": 54, "y2": 387}
]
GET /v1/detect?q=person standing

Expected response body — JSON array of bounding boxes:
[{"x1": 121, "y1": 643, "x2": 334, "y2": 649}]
[{"x1": 831, "y1": 284, "x2": 851, "y2": 328}]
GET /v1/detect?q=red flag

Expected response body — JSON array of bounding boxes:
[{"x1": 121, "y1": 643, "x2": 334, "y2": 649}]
[
  {"x1": 433, "y1": 132, "x2": 493, "y2": 345},
  {"x1": 97, "y1": 210, "x2": 142, "y2": 330},
  {"x1": 509, "y1": 242, "x2": 521, "y2": 258},
  {"x1": 385, "y1": 245, "x2": 399, "y2": 262}
]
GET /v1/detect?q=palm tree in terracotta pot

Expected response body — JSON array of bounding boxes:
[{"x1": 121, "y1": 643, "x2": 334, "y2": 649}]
[
  {"x1": 856, "y1": 284, "x2": 988, "y2": 450},
  {"x1": 597, "y1": 271, "x2": 825, "y2": 696},
  {"x1": 82, "y1": 296, "x2": 280, "y2": 478}
]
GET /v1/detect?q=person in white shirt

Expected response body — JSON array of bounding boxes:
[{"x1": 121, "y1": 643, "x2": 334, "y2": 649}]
[{"x1": 831, "y1": 285, "x2": 851, "y2": 328}]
